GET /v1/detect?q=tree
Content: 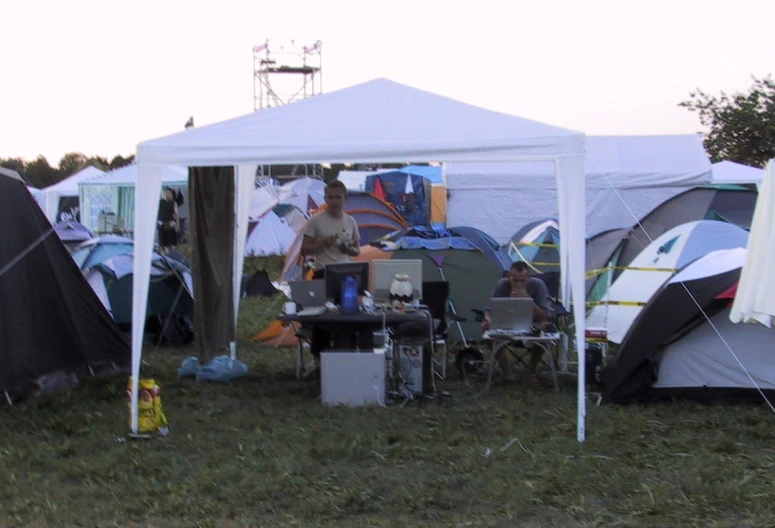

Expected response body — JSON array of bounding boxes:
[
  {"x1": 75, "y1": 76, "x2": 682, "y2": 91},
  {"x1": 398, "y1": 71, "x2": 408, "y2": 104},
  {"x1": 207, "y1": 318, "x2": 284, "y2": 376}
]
[
  {"x1": 680, "y1": 76, "x2": 775, "y2": 168},
  {"x1": 109, "y1": 154, "x2": 135, "y2": 170},
  {"x1": 58, "y1": 152, "x2": 89, "y2": 177},
  {"x1": 25, "y1": 156, "x2": 60, "y2": 187}
]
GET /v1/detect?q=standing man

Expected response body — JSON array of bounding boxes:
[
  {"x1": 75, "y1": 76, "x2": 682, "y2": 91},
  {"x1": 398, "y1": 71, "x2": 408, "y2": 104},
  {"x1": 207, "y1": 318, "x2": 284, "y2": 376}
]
[
  {"x1": 482, "y1": 261, "x2": 552, "y2": 382},
  {"x1": 301, "y1": 180, "x2": 360, "y2": 269},
  {"x1": 157, "y1": 187, "x2": 179, "y2": 253},
  {"x1": 300, "y1": 180, "x2": 361, "y2": 359}
]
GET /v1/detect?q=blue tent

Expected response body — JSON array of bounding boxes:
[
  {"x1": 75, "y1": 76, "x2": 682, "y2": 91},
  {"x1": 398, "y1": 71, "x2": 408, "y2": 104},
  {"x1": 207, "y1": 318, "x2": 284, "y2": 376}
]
[{"x1": 365, "y1": 167, "x2": 442, "y2": 226}]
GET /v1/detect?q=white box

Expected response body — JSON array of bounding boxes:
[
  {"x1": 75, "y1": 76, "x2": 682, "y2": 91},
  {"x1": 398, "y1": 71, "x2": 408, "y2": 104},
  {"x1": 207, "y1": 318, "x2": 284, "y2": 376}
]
[{"x1": 321, "y1": 350, "x2": 386, "y2": 407}]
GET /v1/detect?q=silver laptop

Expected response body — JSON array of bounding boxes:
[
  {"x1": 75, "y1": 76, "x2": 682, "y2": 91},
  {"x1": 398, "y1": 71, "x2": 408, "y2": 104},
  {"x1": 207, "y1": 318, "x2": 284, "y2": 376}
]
[
  {"x1": 290, "y1": 280, "x2": 326, "y2": 308},
  {"x1": 489, "y1": 298, "x2": 534, "y2": 334}
]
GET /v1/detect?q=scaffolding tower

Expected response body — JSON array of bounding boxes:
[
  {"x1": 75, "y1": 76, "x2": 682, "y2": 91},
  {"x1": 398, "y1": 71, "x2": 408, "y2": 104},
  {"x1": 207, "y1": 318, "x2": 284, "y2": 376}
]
[
  {"x1": 253, "y1": 39, "x2": 323, "y2": 181},
  {"x1": 253, "y1": 39, "x2": 322, "y2": 111}
]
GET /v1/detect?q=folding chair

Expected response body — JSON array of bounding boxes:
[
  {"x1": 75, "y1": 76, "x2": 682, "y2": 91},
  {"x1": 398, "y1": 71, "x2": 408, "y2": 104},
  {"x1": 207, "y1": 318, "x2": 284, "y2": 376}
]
[{"x1": 422, "y1": 280, "x2": 467, "y2": 380}]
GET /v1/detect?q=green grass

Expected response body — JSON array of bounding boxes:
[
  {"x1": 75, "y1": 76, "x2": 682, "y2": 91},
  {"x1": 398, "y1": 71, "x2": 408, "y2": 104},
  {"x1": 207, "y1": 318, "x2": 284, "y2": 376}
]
[{"x1": 2, "y1": 257, "x2": 775, "y2": 527}]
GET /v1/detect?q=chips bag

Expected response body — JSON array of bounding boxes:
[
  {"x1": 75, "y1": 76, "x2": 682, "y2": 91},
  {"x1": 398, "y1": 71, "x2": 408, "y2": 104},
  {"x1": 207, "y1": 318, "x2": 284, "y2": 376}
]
[{"x1": 128, "y1": 378, "x2": 169, "y2": 435}]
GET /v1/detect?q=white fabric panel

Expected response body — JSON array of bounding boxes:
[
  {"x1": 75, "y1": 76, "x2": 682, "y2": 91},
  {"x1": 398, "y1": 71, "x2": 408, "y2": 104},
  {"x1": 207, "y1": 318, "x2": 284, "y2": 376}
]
[
  {"x1": 447, "y1": 181, "x2": 693, "y2": 242},
  {"x1": 233, "y1": 165, "x2": 256, "y2": 359},
  {"x1": 711, "y1": 161, "x2": 765, "y2": 185},
  {"x1": 86, "y1": 270, "x2": 112, "y2": 316},
  {"x1": 129, "y1": 165, "x2": 163, "y2": 434},
  {"x1": 731, "y1": 160, "x2": 775, "y2": 326},
  {"x1": 136, "y1": 79, "x2": 583, "y2": 166},
  {"x1": 656, "y1": 308, "x2": 775, "y2": 389}
]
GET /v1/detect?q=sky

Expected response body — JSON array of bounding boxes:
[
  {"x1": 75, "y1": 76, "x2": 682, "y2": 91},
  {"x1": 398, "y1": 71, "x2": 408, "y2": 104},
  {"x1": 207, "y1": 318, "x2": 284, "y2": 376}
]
[{"x1": 1, "y1": 0, "x2": 773, "y2": 165}]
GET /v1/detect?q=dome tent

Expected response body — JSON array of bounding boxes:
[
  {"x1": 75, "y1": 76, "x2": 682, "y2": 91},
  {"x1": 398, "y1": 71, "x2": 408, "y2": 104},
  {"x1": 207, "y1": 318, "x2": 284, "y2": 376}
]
[
  {"x1": 603, "y1": 248, "x2": 775, "y2": 404},
  {"x1": 586, "y1": 220, "x2": 749, "y2": 344},
  {"x1": 357, "y1": 226, "x2": 511, "y2": 341},
  {"x1": 0, "y1": 168, "x2": 128, "y2": 404}
]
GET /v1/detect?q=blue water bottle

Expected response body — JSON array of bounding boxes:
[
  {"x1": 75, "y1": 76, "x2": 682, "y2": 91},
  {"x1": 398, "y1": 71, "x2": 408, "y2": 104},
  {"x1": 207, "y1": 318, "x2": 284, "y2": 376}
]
[{"x1": 341, "y1": 276, "x2": 358, "y2": 315}]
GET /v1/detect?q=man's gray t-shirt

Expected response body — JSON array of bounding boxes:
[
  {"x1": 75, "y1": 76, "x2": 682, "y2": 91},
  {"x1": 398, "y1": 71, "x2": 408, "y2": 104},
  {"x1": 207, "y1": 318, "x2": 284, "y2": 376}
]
[{"x1": 485, "y1": 277, "x2": 552, "y2": 313}]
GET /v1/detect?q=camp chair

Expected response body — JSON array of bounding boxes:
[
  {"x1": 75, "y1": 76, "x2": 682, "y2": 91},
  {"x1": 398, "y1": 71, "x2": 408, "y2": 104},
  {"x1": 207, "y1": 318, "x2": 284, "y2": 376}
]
[{"x1": 421, "y1": 280, "x2": 467, "y2": 380}]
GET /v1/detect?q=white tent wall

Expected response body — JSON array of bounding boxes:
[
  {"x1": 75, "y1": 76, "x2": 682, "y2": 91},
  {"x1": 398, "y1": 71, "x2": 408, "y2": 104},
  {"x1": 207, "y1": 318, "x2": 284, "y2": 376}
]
[
  {"x1": 731, "y1": 159, "x2": 775, "y2": 326},
  {"x1": 79, "y1": 165, "x2": 189, "y2": 234},
  {"x1": 43, "y1": 166, "x2": 105, "y2": 222},
  {"x1": 130, "y1": 78, "x2": 588, "y2": 441},
  {"x1": 446, "y1": 135, "x2": 712, "y2": 242},
  {"x1": 711, "y1": 161, "x2": 765, "y2": 185}
]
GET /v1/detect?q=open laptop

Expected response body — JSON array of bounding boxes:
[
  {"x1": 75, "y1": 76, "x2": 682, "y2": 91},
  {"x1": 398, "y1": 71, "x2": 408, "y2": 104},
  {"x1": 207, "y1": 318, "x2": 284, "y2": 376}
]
[
  {"x1": 290, "y1": 279, "x2": 326, "y2": 309},
  {"x1": 489, "y1": 297, "x2": 534, "y2": 335}
]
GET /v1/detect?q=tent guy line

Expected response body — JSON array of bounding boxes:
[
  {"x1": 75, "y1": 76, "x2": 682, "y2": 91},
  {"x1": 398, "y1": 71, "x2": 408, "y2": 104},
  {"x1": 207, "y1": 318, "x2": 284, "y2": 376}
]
[{"x1": 0, "y1": 225, "x2": 57, "y2": 279}]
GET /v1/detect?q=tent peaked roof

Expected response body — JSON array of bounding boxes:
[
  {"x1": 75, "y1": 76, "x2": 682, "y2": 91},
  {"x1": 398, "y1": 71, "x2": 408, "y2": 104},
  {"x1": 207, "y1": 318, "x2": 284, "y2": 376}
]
[
  {"x1": 137, "y1": 78, "x2": 584, "y2": 165},
  {"x1": 711, "y1": 160, "x2": 765, "y2": 185}
]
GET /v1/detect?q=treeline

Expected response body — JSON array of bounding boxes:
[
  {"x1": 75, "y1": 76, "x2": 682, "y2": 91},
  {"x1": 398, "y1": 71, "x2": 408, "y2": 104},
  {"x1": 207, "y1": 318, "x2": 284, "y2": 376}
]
[{"x1": 0, "y1": 152, "x2": 135, "y2": 188}]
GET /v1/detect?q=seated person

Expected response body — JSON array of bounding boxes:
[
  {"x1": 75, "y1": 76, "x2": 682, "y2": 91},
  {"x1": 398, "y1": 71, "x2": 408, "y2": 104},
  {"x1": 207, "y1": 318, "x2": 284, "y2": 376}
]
[{"x1": 481, "y1": 261, "x2": 551, "y2": 382}]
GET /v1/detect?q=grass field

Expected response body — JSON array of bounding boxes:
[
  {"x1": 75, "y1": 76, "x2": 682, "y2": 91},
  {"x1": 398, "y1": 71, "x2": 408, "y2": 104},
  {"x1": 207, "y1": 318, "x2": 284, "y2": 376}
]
[{"x1": 1, "y1": 257, "x2": 774, "y2": 527}]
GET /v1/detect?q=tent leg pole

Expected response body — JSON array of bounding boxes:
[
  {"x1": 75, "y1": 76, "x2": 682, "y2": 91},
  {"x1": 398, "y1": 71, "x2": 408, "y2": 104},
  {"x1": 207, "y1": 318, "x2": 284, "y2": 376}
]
[{"x1": 4, "y1": 392, "x2": 12, "y2": 406}]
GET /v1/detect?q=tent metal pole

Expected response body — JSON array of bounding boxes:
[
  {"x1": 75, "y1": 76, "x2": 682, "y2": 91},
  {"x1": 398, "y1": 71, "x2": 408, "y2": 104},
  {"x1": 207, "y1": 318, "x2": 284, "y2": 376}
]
[{"x1": 4, "y1": 392, "x2": 12, "y2": 406}]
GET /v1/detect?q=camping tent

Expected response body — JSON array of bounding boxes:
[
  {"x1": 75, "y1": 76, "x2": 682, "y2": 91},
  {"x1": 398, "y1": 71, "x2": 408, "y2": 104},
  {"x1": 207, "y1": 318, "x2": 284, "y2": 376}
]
[
  {"x1": 731, "y1": 159, "x2": 775, "y2": 326},
  {"x1": 602, "y1": 248, "x2": 775, "y2": 403},
  {"x1": 355, "y1": 226, "x2": 511, "y2": 340},
  {"x1": 78, "y1": 163, "x2": 189, "y2": 235},
  {"x1": 84, "y1": 253, "x2": 194, "y2": 342},
  {"x1": 43, "y1": 165, "x2": 106, "y2": 223},
  {"x1": 244, "y1": 209, "x2": 297, "y2": 256},
  {"x1": 277, "y1": 177, "x2": 325, "y2": 215},
  {"x1": 507, "y1": 218, "x2": 561, "y2": 297},
  {"x1": 0, "y1": 167, "x2": 129, "y2": 404},
  {"x1": 446, "y1": 134, "x2": 712, "y2": 243},
  {"x1": 70, "y1": 235, "x2": 135, "y2": 271},
  {"x1": 611, "y1": 185, "x2": 757, "y2": 279},
  {"x1": 132, "y1": 77, "x2": 588, "y2": 440},
  {"x1": 585, "y1": 227, "x2": 631, "y2": 297},
  {"x1": 54, "y1": 220, "x2": 95, "y2": 252},
  {"x1": 586, "y1": 220, "x2": 749, "y2": 344}
]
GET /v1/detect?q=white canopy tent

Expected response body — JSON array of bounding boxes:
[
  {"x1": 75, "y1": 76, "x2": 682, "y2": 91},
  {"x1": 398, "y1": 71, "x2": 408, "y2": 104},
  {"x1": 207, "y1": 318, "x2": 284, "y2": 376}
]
[
  {"x1": 132, "y1": 78, "x2": 588, "y2": 440},
  {"x1": 731, "y1": 159, "x2": 775, "y2": 326},
  {"x1": 42, "y1": 165, "x2": 105, "y2": 222},
  {"x1": 446, "y1": 134, "x2": 712, "y2": 241},
  {"x1": 78, "y1": 163, "x2": 188, "y2": 233},
  {"x1": 711, "y1": 160, "x2": 765, "y2": 186}
]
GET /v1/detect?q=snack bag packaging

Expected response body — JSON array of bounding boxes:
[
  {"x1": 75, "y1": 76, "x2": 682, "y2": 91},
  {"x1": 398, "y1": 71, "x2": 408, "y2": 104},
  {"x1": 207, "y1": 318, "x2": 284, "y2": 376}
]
[{"x1": 127, "y1": 378, "x2": 169, "y2": 434}]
